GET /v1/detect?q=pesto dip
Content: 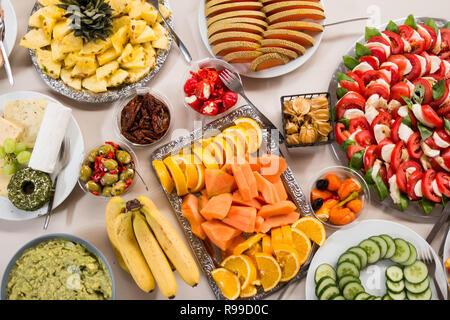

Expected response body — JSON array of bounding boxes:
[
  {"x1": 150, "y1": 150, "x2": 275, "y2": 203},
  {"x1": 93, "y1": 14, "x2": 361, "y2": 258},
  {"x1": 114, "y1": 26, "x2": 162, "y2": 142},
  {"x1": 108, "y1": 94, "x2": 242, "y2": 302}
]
[{"x1": 6, "y1": 239, "x2": 113, "y2": 300}]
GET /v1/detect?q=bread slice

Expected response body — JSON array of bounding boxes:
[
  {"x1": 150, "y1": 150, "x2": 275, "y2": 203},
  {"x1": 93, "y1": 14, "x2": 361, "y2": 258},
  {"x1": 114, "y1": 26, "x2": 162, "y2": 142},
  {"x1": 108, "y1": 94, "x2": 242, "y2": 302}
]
[
  {"x1": 263, "y1": 29, "x2": 315, "y2": 46},
  {"x1": 206, "y1": 0, "x2": 260, "y2": 10},
  {"x1": 267, "y1": 8, "x2": 326, "y2": 24},
  {"x1": 223, "y1": 50, "x2": 263, "y2": 63},
  {"x1": 206, "y1": 10, "x2": 267, "y2": 28},
  {"x1": 208, "y1": 17, "x2": 268, "y2": 29},
  {"x1": 205, "y1": 2, "x2": 263, "y2": 18},
  {"x1": 267, "y1": 21, "x2": 323, "y2": 32},
  {"x1": 212, "y1": 41, "x2": 260, "y2": 56},
  {"x1": 263, "y1": 1, "x2": 324, "y2": 15},
  {"x1": 249, "y1": 53, "x2": 290, "y2": 71},
  {"x1": 208, "y1": 31, "x2": 263, "y2": 45},
  {"x1": 260, "y1": 38, "x2": 306, "y2": 56},
  {"x1": 207, "y1": 22, "x2": 265, "y2": 38},
  {"x1": 257, "y1": 46, "x2": 298, "y2": 59}
]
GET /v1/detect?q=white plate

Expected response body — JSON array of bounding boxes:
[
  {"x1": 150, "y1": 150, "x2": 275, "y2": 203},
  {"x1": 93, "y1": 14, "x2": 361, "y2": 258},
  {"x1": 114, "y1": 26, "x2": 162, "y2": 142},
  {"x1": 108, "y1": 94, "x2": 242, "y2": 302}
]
[
  {"x1": 0, "y1": 91, "x2": 84, "y2": 221},
  {"x1": 198, "y1": 0, "x2": 326, "y2": 79},
  {"x1": 1, "y1": 0, "x2": 17, "y2": 57},
  {"x1": 305, "y1": 219, "x2": 448, "y2": 300}
]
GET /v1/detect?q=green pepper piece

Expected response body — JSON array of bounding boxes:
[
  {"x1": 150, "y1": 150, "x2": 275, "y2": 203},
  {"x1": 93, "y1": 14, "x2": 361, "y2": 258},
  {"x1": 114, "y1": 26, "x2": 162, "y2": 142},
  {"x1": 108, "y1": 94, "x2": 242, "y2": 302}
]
[{"x1": 338, "y1": 191, "x2": 359, "y2": 208}]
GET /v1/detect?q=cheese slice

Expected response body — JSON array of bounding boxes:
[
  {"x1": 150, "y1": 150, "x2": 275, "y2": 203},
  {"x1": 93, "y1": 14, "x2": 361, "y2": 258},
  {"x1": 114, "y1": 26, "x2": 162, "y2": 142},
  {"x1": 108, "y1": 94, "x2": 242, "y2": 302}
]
[{"x1": 0, "y1": 117, "x2": 24, "y2": 145}]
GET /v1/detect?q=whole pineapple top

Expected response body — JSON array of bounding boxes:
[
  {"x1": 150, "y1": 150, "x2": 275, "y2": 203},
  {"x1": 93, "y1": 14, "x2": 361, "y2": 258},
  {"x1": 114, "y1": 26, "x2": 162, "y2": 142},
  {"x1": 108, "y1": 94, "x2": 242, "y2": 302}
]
[{"x1": 58, "y1": 0, "x2": 113, "y2": 43}]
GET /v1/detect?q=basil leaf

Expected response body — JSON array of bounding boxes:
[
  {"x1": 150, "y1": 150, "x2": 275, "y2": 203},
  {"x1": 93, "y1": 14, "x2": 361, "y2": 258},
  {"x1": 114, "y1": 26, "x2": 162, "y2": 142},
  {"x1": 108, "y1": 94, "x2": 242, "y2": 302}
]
[
  {"x1": 349, "y1": 149, "x2": 365, "y2": 171},
  {"x1": 365, "y1": 26, "x2": 382, "y2": 41},
  {"x1": 401, "y1": 96, "x2": 413, "y2": 109},
  {"x1": 442, "y1": 194, "x2": 449, "y2": 207},
  {"x1": 401, "y1": 114, "x2": 412, "y2": 127},
  {"x1": 432, "y1": 79, "x2": 445, "y2": 101},
  {"x1": 364, "y1": 167, "x2": 375, "y2": 185},
  {"x1": 417, "y1": 122, "x2": 433, "y2": 140},
  {"x1": 385, "y1": 20, "x2": 399, "y2": 34},
  {"x1": 355, "y1": 42, "x2": 372, "y2": 58},
  {"x1": 444, "y1": 21, "x2": 450, "y2": 29},
  {"x1": 397, "y1": 193, "x2": 409, "y2": 211},
  {"x1": 404, "y1": 14, "x2": 418, "y2": 30},
  {"x1": 343, "y1": 55, "x2": 360, "y2": 70},
  {"x1": 337, "y1": 72, "x2": 355, "y2": 83},
  {"x1": 336, "y1": 87, "x2": 349, "y2": 100},
  {"x1": 445, "y1": 118, "x2": 450, "y2": 132},
  {"x1": 374, "y1": 172, "x2": 389, "y2": 201},
  {"x1": 338, "y1": 118, "x2": 350, "y2": 129},
  {"x1": 412, "y1": 82, "x2": 425, "y2": 105},
  {"x1": 425, "y1": 18, "x2": 439, "y2": 35},
  {"x1": 340, "y1": 138, "x2": 356, "y2": 151},
  {"x1": 419, "y1": 198, "x2": 435, "y2": 215}
]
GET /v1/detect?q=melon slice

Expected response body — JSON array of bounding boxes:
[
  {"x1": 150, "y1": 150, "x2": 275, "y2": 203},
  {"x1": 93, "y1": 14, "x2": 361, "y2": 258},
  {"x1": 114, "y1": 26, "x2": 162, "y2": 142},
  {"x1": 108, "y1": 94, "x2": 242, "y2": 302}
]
[
  {"x1": 259, "y1": 211, "x2": 300, "y2": 233},
  {"x1": 209, "y1": 17, "x2": 269, "y2": 30},
  {"x1": 258, "y1": 200, "x2": 297, "y2": 219},
  {"x1": 207, "y1": 22, "x2": 265, "y2": 38},
  {"x1": 212, "y1": 41, "x2": 260, "y2": 56},
  {"x1": 263, "y1": 29, "x2": 315, "y2": 47},
  {"x1": 222, "y1": 205, "x2": 257, "y2": 233},
  {"x1": 262, "y1": 1, "x2": 324, "y2": 16},
  {"x1": 223, "y1": 50, "x2": 263, "y2": 63},
  {"x1": 205, "y1": 2, "x2": 263, "y2": 18},
  {"x1": 208, "y1": 31, "x2": 263, "y2": 45},
  {"x1": 257, "y1": 46, "x2": 298, "y2": 59},
  {"x1": 181, "y1": 194, "x2": 206, "y2": 240},
  {"x1": 267, "y1": 8, "x2": 326, "y2": 24},
  {"x1": 206, "y1": 0, "x2": 261, "y2": 10},
  {"x1": 260, "y1": 0, "x2": 322, "y2": 4},
  {"x1": 201, "y1": 220, "x2": 242, "y2": 251},
  {"x1": 205, "y1": 169, "x2": 236, "y2": 197},
  {"x1": 260, "y1": 39, "x2": 306, "y2": 55},
  {"x1": 206, "y1": 10, "x2": 267, "y2": 28},
  {"x1": 267, "y1": 21, "x2": 324, "y2": 32},
  {"x1": 232, "y1": 190, "x2": 262, "y2": 209},
  {"x1": 249, "y1": 53, "x2": 290, "y2": 72},
  {"x1": 200, "y1": 193, "x2": 233, "y2": 220}
]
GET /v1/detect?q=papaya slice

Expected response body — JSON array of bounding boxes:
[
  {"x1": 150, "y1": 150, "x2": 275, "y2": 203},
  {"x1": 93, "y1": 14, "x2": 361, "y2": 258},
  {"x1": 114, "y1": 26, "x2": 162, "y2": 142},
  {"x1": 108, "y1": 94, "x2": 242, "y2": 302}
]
[
  {"x1": 267, "y1": 21, "x2": 324, "y2": 32},
  {"x1": 198, "y1": 194, "x2": 209, "y2": 212},
  {"x1": 208, "y1": 31, "x2": 263, "y2": 45},
  {"x1": 205, "y1": 2, "x2": 263, "y2": 18},
  {"x1": 240, "y1": 163, "x2": 258, "y2": 198},
  {"x1": 260, "y1": 154, "x2": 288, "y2": 178},
  {"x1": 232, "y1": 190, "x2": 262, "y2": 209},
  {"x1": 206, "y1": 10, "x2": 267, "y2": 28},
  {"x1": 209, "y1": 17, "x2": 269, "y2": 30},
  {"x1": 263, "y1": 29, "x2": 315, "y2": 47},
  {"x1": 258, "y1": 200, "x2": 297, "y2": 219},
  {"x1": 272, "y1": 178, "x2": 288, "y2": 201},
  {"x1": 201, "y1": 220, "x2": 242, "y2": 251},
  {"x1": 257, "y1": 46, "x2": 298, "y2": 59},
  {"x1": 208, "y1": 22, "x2": 265, "y2": 38},
  {"x1": 253, "y1": 171, "x2": 278, "y2": 204},
  {"x1": 222, "y1": 205, "x2": 257, "y2": 233},
  {"x1": 255, "y1": 215, "x2": 264, "y2": 233},
  {"x1": 206, "y1": 0, "x2": 260, "y2": 10},
  {"x1": 223, "y1": 50, "x2": 263, "y2": 63},
  {"x1": 259, "y1": 211, "x2": 300, "y2": 233},
  {"x1": 181, "y1": 194, "x2": 207, "y2": 240},
  {"x1": 262, "y1": 1, "x2": 324, "y2": 15},
  {"x1": 231, "y1": 164, "x2": 252, "y2": 202},
  {"x1": 205, "y1": 168, "x2": 236, "y2": 197},
  {"x1": 200, "y1": 193, "x2": 233, "y2": 220},
  {"x1": 249, "y1": 53, "x2": 290, "y2": 72},
  {"x1": 213, "y1": 40, "x2": 260, "y2": 56},
  {"x1": 260, "y1": 39, "x2": 306, "y2": 55},
  {"x1": 267, "y1": 8, "x2": 326, "y2": 24}
]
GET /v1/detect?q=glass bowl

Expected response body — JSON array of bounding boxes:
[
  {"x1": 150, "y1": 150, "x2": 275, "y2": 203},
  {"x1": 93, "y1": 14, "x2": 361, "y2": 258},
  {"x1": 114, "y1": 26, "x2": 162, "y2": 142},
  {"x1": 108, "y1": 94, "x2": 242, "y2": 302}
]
[
  {"x1": 78, "y1": 140, "x2": 140, "y2": 199},
  {"x1": 113, "y1": 87, "x2": 173, "y2": 148},
  {"x1": 306, "y1": 165, "x2": 370, "y2": 229},
  {"x1": 181, "y1": 57, "x2": 241, "y2": 121}
]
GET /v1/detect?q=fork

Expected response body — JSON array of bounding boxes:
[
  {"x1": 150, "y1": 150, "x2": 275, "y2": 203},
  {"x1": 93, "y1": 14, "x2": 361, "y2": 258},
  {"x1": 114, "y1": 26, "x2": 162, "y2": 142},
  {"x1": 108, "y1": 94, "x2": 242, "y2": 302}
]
[
  {"x1": 419, "y1": 246, "x2": 446, "y2": 300},
  {"x1": 43, "y1": 138, "x2": 70, "y2": 230}
]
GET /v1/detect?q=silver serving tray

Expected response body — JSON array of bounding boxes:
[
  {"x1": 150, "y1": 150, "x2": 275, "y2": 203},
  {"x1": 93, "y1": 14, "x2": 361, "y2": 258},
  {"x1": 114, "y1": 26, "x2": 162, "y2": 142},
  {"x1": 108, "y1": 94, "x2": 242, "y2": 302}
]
[
  {"x1": 328, "y1": 17, "x2": 448, "y2": 223},
  {"x1": 27, "y1": 0, "x2": 173, "y2": 104},
  {"x1": 151, "y1": 104, "x2": 317, "y2": 300}
]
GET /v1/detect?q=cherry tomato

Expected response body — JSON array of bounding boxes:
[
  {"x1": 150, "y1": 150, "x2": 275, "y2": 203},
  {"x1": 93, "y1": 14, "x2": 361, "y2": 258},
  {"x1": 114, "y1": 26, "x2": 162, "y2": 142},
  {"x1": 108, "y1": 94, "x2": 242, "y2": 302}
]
[
  {"x1": 436, "y1": 171, "x2": 450, "y2": 197},
  {"x1": 201, "y1": 101, "x2": 218, "y2": 116},
  {"x1": 347, "y1": 145, "x2": 364, "y2": 160},
  {"x1": 390, "y1": 82, "x2": 411, "y2": 103},
  {"x1": 422, "y1": 169, "x2": 442, "y2": 202},
  {"x1": 390, "y1": 117, "x2": 403, "y2": 143},
  {"x1": 364, "y1": 145, "x2": 379, "y2": 171},
  {"x1": 335, "y1": 122, "x2": 350, "y2": 144},
  {"x1": 355, "y1": 130, "x2": 376, "y2": 147},
  {"x1": 382, "y1": 30, "x2": 405, "y2": 55},
  {"x1": 349, "y1": 116, "x2": 370, "y2": 133},
  {"x1": 184, "y1": 78, "x2": 198, "y2": 96},
  {"x1": 407, "y1": 132, "x2": 423, "y2": 159},
  {"x1": 396, "y1": 160, "x2": 423, "y2": 193},
  {"x1": 391, "y1": 140, "x2": 405, "y2": 171},
  {"x1": 422, "y1": 104, "x2": 444, "y2": 128},
  {"x1": 407, "y1": 170, "x2": 424, "y2": 200},
  {"x1": 336, "y1": 92, "x2": 366, "y2": 119},
  {"x1": 399, "y1": 25, "x2": 426, "y2": 54},
  {"x1": 403, "y1": 53, "x2": 422, "y2": 81},
  {"x1": 371, "y1": 110, "x2": 392, "y2": 132},
  {"x1": 359, "y1": 55, "x2": 379, "y2": 70},
  {"x1": 413, "y1": 77, "x2": 433, "y2": 104}
]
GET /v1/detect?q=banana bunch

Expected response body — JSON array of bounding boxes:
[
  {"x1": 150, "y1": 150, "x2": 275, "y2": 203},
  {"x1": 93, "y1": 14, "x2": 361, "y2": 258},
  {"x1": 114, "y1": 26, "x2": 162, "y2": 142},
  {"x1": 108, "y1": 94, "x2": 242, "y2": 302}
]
[{"x1": 105, "y1": 195, "x2": 200, "y2": 298}]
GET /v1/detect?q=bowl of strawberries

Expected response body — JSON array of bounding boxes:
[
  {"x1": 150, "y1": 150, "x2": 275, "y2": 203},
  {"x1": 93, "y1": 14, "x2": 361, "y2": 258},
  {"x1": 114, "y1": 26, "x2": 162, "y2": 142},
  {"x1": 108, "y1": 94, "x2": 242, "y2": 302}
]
[{"x1": 182, "y1": 58, "x2": 240, "y2": 118}]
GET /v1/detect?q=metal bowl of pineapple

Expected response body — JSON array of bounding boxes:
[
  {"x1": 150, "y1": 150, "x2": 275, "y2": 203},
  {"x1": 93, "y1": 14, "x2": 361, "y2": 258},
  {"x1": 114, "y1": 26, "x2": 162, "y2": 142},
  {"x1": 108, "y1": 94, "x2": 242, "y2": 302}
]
[{"x1": 24, "y1": 0, "x2": 173, "y2": 104}]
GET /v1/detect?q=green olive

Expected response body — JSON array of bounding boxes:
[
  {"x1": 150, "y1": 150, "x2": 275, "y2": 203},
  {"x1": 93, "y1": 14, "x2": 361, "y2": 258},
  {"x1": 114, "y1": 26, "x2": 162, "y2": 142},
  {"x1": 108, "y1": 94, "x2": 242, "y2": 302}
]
[
  {"x1": 103, "y1": 159, "x2": 118, "y2": 171},
  {"x1": 79, "y1": 165, "x2": 92, "y2": 182},
  {"x1": 101, "y1": 186, "x2": 113, "y2": 197},
  {"x1": 116, "y1": 150, "x2": 132, "y2": 164},
  {"x1": 120, "y1": 168, "x2": 135, "y2": 181},
  {"x1": 87, "y1": 148, "x2": 99, "y2": 162},
  {"x1": 111, "y1": 181, "x2": 127, "y2": 196},
  {"x1": 86, "y1": 180, "x2": 101, "y2": 193},
  {"x1": 100, "y1": 173, "x2": 119, "y2": 186},
  {"x1": 99, "y1": 144, "x2": 115, "y2": 156}
]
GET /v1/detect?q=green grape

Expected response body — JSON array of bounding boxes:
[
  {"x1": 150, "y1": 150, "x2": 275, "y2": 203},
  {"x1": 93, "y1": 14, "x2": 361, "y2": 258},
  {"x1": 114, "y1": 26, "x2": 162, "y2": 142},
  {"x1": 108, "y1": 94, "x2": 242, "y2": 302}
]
[
  {"x1": 3, "y1": 138, "x2": 16, "y2": 154},
  {"x1": 17, "y1": 151, "x2": 31, "y2": 164},
  {"x1": 3, "y1": 162, "x2": 17, "y2": 175},
  {"x1": 0, "y1": 147, "x2": 5, "y2": 159},
  {"x1": 14, "y1": 142, "x2": 27, "y2": 154}
]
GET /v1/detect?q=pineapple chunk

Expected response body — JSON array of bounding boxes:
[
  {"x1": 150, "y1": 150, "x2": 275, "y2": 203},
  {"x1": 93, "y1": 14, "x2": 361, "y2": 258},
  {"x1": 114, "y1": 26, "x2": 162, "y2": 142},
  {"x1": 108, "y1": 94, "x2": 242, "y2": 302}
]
[
  {"x1": 120, "y1": 46, "x2": 146, "y2": 69},
  {"x1": 131, "y1": 25, "x2": 157, "y2": 44},
  {"x1": 126, "y1": 53, "x2": 155, "y2": 83},
  {"x1": 152, "y1": 23, "x2": 167, "y2": 39},
  {"x1": 36, "y1": 49, "x2": 62, "y2": 79},
  {"x1": 51, "y1": 40, "x2": 67, "y2": 61},
  {"x1": 157, "y1": 4, "x2": 172, "y2": 22},
  {"x1": 41, "y1": 5, "x2": 66, "y2": 20},
  {"x1": 20, "y1": 29, "x2": 51, "y2": 49},
  {"x1": 111, "y1": 26, "x2": 129, "y2": 54},
  {"x1": 140, "y1": 2, "x2": 158, "y2": 26},
  {"x1": 82, "y1": 75, "x2": 108, "y2": 93},
  {"x1": 28, "y1": 10, "x2": 44, "y2": 28},
  {"x1": 127, "y1": 0, "x2": 144, "y2": 19},
  {"x1": 79, "y1": 39, "x2": 111, "y2": 55},
  {"x1": 97, "y1": 47, "x2": 121, "y2": 66},
  {"x1": 106, "y1": 0, "x2": 128, "y2": 16},
  {"x1": 42, "y1": 17, "x2": 57, "y2": 38},
  {"x1": 61, "y1": 32, "x2": 84, "y2": 54},
  {"x1": 130, "y1": 19, "x2": 147, "y2": 39},
  {"x1": 118, "y1": 43, "x2": 134, "y2": 64},
  {"x1": 152, "y1": 34, "x2": 169, "y2": 50},
  {"x1": 38, "y1": 0, "x2": 61, "y2": 5},
  {"x1": 64, "y1": 52, "x2": 80, "y2": 68},
  {"x1": 96, "y1": 61, "x2": 119, "y2": 79},
  {"x1": 143, "y1": 42, "x2": 156, "y2": 57},
  {"x1": 61, "y1": 68, "x2": 82, "y2": 90},
  {"x1": 112, "y1": 16, "x2": 131, "y2": 33},
  {"x1": 53, "y1": 19, "x2": 71, "y2": 41},
  {"x1": 107, "y1": 69, "x2": 129, "y2": 87},
  {"x1": 71, "y1": 56, "x2": 98, "y2": 79}
]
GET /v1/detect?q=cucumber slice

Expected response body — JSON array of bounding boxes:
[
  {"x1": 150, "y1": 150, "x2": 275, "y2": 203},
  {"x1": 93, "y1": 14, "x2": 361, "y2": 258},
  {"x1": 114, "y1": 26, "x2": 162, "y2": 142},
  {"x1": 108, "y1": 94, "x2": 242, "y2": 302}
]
[
  {"x1": 338, "y1": 252, "x2": 362, "y2": 269},
  {"x1": 316, "y1": 277, "x2": 338, "y2": 297},
  {"x1": 406, "y1": 287, "x2": 432, "y2": 300},
  {"x1": 338, "y1": 275, "x2": 361, "y2": 290},
  {"x1": 347, "y1": 246, "x2": 368, "y2": 268},
  {"x1": 319, "y1": 284, "x2": 341, "y2": 300},
  {"x1": 315, "y1": 263, "x2": 337, "y2": 284},
  {"x1": 390, "y1": 238, "x2": 411, "y2": 264},
  {"x1": 380, "y1": 234, "x2": 396, "y2": 259},
  {"x1": 336, "y1": 261, "x2": 360, "y2": 279},
  {"x1": 342, "y1": 281, "x2": 365, "y2": 300},
  {"x1": 386, "y1": 279, "x2": 405, "y2": 293},
  {"x1": 387, "y1": 289, "x2": 406, "y2": 300},
  {"x1": 382, "y1": 294, "x2": 393, "y2": 300},
  {"x1": 354, "y1": 292, "x2": 371, "y2": 300},
  {"x1": 359, "y1": 239, "x2": 381, "y2": 264},
  {"x1": 385, "y1": 265, "x2": 404, "y2": 282},
  {"x1": 370, "y1": 236, "x2": 388, "y2": 259},
  {"x1": 374, "y1": 297, "x2": 382, "y2": 300},
  {"x1": 331, "y1": 295, "x2": 346, "y2": 300},
  {"x1": 367, "y1": 296, "x2": 377, "y2": 300},
  {"x1": 404, "y1": 260, "x2": 428, "y2": 284},
  {"x1": 405, "y1": 277, "x2": 430, "y2": 294},
  {"x1": 401, "y1": 242, "x2": 417, "y2": 266}
]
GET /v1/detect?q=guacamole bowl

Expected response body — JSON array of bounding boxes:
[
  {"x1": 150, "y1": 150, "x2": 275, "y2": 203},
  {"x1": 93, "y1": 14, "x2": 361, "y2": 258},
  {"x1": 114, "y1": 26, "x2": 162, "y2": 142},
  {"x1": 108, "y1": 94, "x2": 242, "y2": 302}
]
[{"x1": 1, "y1": 234, "x2": 116, "y2": 300}]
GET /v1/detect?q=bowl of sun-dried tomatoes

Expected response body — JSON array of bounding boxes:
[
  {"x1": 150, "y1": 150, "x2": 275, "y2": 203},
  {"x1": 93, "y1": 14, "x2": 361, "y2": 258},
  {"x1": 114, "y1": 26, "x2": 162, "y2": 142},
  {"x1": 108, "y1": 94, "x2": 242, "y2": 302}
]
[
  {"x1": 114, "y1": 87, "x2": 173, "y2": 147},
  {"x1": 182, "y1": 58, "x2": 240, "y2": 118}
]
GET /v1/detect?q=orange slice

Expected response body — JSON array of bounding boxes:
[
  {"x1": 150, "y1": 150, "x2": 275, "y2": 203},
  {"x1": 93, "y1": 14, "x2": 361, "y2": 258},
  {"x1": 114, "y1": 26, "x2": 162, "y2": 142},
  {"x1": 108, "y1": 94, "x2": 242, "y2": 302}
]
[
  {"x1": 222, "y1": 126, "x2": 250, "y2": 154},
  {"x1": 257, "y1": 46, "x2": 298, "y2": 59},
  {"x1": 205, "y1": 2, "x2": 263, "y2": 18},
  {"x1": 267, "y1": 21, "x2": 324, "y2": 32},
  {"x1": 254, "y1": 252, "x2": 282, "y2": 292},
  {"x1": 207, "y1": 23, "x2": 265, "y2": 38},
  {"x1": 263, "y1": 29, "x2": 315, "y2": 47},
  {"x1": 260, "y1": 38, "x2": 306, "y2": 56},
  {"x1": 240, "y1": 284, "x2": 257, "y2": 298},
  {"x1": 250, "y1": 53, "x2": 290, "y2": 72},
  {"x1": 271, "y1": 227, "x2": 283, "y2": 247},
  {"x1": 262, "y1": 234, "x2": 274, "y2": 255},
  {"x1": 211, "y1": 267, "x2": 241, "y2": 300},
  {"x1": 245, "y1": 242, "x2": 262, "y2": 262},
  {"x1": 233, "y1": 233, "x2": 264, "y2": 255},
  {"x1": 152, "y1": 160, "x2": 175, "y2": 194},
  {"x1": 192, "y1": 139, "x2": 220, "y2": 169},
  {"x1": 191, "y1": 161, "x2": 206, "y2": 193},
  {"x1": 162, "y1": 156, "x2": 188, "y2": 196},
  {"x1": 221, "y1": 254, "x2": 258, "y2": 289},
  {"x1": 274, "y1": 244, "x2": 301, "y2": 282},
  {"x1": 208, "y1": 17, "x2": 269, "y2": 29},
  {"x1": 262, "y1": 1, "x2": 324, "y2": 15},
  {"x1": 291, "y1": 227, "x2": 312, "y2": 265},
  {"x1": 233, "y1": 117, "x2": 263, "y2": 153},
  {"x1": 267, "y1": 8, "x2": 326, "y2": 24},
  {"x1": 212, "y1": 40, "x2": 260, "y2": 56},
  {"x1": 171, "y1": 155, "x2": 199, "y2": 191},
  {"x1": 291, "y1": 216, "x2": 326, "y2": 247},
  {"x1": 281, "y1": 225, "x2": 293, "y2": 246}
]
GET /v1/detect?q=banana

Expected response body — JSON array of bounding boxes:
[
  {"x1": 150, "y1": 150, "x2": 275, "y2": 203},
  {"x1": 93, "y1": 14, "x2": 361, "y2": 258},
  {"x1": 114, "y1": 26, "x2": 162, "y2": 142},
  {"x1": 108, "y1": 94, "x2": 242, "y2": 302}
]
[
  {"x1": 105, "y1": 196, "x2": 129, "y2": 273},
  {"x1": 138, "y1": 195, "x2": 200, "y2": 287},
  {"x1": 133, "y1": 212, "x2": 178, "y2": 299},
  {"x1": 114, "y1": 212, "x2": 155, "y2": 292}
]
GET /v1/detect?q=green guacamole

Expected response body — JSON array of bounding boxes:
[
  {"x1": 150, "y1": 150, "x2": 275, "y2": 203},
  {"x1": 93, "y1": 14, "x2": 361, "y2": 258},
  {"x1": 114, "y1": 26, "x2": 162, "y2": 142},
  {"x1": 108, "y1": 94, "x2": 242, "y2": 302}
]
[{"x1": 6, "y1": 239, "x2": 113, "y2": 300}]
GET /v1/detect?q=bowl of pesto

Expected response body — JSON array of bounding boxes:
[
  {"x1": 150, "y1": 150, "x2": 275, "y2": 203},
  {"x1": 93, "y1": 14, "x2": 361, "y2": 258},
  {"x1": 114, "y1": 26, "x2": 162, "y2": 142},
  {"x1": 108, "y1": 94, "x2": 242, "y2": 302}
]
[{"x1": 1, "y1": 234, "x2": 115, "y2": 300}]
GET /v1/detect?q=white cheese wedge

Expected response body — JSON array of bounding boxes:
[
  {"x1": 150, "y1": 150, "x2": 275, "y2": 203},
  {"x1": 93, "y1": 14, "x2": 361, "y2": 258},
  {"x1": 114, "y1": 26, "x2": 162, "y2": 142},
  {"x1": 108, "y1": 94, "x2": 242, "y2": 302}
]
[
  {"x1": 415, "y1": 54, "x2": 427, "y2": 77},
  {"x1": 432, "y1": 31, "x2": 442, "y2": 55},
  {"x1": 373, "y1": 124, "x2": 391, "y2": 143},
  {"x1": 366, "y1": 42, "x2": 391, "y2": 59},
  {"x1": 0, "y1": 117, "x2": 24, "y2": 145},
  {"x1": 389, "y1": 174, "x2": 401, "y2": 204},
  {"x1": 378, "y1": 69, "x2": 392, "y2": 83},
  {"x1": 414, "y1": 180, "x2": 423, "y2": 197},
  {"x1": 404, "y1": 59, "x2": 413, "y2": 75},
  {"x1": 412, "y1": 103, "x2": 435, "y2": 128},
  {"x1": 343, "y1": 108, "x2": 365, "y2": 119},
  {"x1": 421, "y1": 141, "x2": 440, "y2": 158},
  {"x1": 420, "y1": 154, "x2": 432, "y2": 170},
  {"x1": 405, "y1": 79, "x2": 415, "y2": 93},
  {"x1": 433, "y1": 131, "x2": 450, "y2": 148},
  {"x1": 347, "y1": 129, "x2": 362, "y2": 142},
  {"x1": 398, "y1": 123, "x2": 414, "y2": 142},
  {"x1": 352, "y1": 61, "x2": 373, "y2": 72},
  {"x1": 371, "y1": 159, "x2": 382, "y2": 181},
  {"x1": 365, "y1": 104, "x2": 379, "y2": 124},
  {"x1": 432, "y1": 179, "x2": 442, "y2": 197},
  {"x1": 434, "y1": 156, "x2": 450, "y2": 172},
  {"x1": 430, "y1": 55, "x2": 442, "y2": 74},
  {"x1": 397, "y1": 106, "x2": 409, "y2": 117},
  {"x1": 402, "y1": 38, "x2": 412, "y2": 53},
  {"x1": 381, "y1": 143, "x2": 395, "y2": 162}
]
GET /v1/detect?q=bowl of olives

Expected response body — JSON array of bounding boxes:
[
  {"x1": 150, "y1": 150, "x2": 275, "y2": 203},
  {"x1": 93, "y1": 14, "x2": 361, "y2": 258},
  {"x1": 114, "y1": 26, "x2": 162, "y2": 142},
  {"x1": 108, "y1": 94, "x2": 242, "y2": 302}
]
[{"x1": 78, "y1": 141, "x2": 138, "y2": 198}]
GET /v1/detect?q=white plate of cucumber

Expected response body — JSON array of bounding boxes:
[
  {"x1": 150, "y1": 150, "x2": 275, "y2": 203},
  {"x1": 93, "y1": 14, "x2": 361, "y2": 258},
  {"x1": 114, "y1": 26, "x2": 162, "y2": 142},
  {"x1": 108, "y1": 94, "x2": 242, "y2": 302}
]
[{"x1": 305, "y1": 219, "x2": 448, "y2": 300}]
